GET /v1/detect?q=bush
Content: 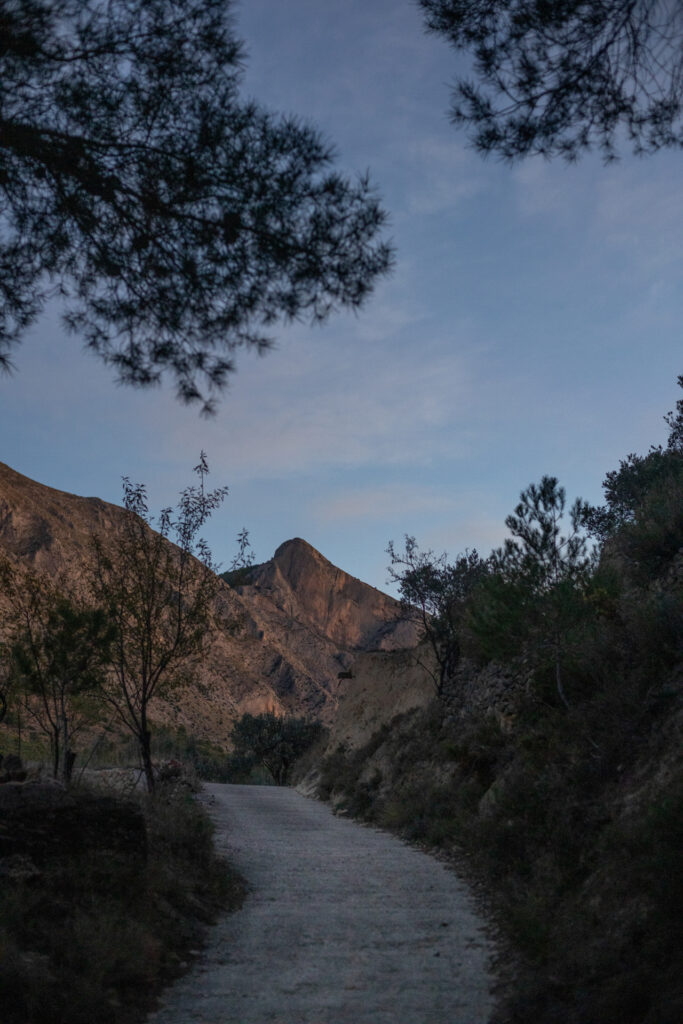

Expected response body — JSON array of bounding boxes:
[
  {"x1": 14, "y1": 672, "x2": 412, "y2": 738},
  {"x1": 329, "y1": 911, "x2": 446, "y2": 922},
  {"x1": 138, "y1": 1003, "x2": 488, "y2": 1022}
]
[
  {"x1": 230, "y1": 712, "x2": 326, "y2": 785},
  {"x1": 316, "y1": 680, "x2": 683, "y2": 1024},
  {"x1": 0, "y1": 782, "x2": 244, "y2": 1024}
]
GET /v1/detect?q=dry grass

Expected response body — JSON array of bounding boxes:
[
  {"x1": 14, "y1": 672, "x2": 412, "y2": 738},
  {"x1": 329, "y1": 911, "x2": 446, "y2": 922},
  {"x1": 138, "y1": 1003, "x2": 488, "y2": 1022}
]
[{"x1": 0, "y1": 778, "x2": 245, "y2": 1024}]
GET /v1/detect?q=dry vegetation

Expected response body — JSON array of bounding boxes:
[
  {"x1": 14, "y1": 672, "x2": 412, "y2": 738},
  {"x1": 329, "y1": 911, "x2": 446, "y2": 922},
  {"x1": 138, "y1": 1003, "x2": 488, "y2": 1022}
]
[
  {"x1": 0, "y1": 775, "x2": 244, "y2": 1024},
  {"x1": 318, "y1": 688, "x2": 682, "y2": 1023},
  {"x1": 316, "y1": 382, "x2": 683, "y2": 1024}
]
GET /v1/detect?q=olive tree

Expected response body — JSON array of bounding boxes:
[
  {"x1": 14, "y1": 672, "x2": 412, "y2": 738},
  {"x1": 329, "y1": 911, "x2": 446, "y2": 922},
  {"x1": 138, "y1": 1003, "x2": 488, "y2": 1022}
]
[
  {"x1": 0, "y1": 559, "x2": 113, "y2": 781},
  {"x1": 386, "y1": 536, "x2": 488, "y2": 697},
  {"x1": 230, "y1": 712, "x2": 324, "y2": 786}
]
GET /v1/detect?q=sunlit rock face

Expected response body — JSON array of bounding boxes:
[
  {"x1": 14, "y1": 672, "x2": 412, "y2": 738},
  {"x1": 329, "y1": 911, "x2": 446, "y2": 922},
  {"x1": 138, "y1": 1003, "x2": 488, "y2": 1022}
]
[
  {"x1": 244, "y1": 537, "x2": 418, "y2": 653},
  {"x1": 0, "y1": 463, "x2": 418, "y2": 742}
]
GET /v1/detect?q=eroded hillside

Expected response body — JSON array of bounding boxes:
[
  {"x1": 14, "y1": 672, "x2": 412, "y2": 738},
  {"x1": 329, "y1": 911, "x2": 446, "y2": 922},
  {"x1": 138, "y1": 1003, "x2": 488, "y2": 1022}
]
[{"x1": 0, "y1": 462, "x2": 418, "y2": 741}]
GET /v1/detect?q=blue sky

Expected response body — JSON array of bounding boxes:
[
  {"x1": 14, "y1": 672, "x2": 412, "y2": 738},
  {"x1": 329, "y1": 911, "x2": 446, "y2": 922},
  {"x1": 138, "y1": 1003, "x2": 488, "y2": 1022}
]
[{"x1": 1, "y1": 0, "x2": 681, "y2": 592}]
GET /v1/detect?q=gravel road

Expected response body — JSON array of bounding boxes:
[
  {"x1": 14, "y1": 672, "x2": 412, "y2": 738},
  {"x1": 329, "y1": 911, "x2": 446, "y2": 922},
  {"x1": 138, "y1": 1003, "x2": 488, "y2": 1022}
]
[{"x1": 148, "y1": 783, "x2": 495, "y2": 1024}]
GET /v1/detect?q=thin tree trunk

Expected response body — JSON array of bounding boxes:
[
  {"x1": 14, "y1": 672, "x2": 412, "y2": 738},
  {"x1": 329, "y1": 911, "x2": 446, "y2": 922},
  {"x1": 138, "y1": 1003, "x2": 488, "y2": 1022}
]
[
  {"x1": 555, "y1": 653, "x2": 570, "y2": 710},
  {"x1": 58, "y1": 707, "x2": 69, "y2": 784},
  {"x1": 438, "y1": 661, "x2": 447, "y2": 698},
  {"x1": 52, "y1": 724, "x2": 60, "y2": 778},
  {"x1": 140, "y1": 725, "x2": 155, "y2": 793}
]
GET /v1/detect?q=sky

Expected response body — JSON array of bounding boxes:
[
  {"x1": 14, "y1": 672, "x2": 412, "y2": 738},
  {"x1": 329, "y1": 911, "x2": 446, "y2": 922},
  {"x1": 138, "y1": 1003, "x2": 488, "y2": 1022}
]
[{"x1": 1, "y1": 0, "x2": 681, "y2": 593}]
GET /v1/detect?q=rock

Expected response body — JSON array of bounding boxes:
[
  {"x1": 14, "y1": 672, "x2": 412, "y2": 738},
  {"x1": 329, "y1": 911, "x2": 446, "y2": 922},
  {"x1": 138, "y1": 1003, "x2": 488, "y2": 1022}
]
[
  {"x1": 326, "y1": 646, "x2": 435, "y2": 752},
  {"x1": 0, "y1": 780, "x2": 68, "y2": 814}
]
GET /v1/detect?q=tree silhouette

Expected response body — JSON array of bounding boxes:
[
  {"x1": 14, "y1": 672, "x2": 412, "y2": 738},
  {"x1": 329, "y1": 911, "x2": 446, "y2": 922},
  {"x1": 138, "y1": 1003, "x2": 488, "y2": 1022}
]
[
  {"x1": 0, "y1": 559, "x2": 113, "y2": 782},
  {"x1": 90, "y1": 454, "x2": 227, "y2": 791},
  {"x1": 230, "y1": 711, "x2": 324, "y2": 785},
  {"x1": 0, "y1": 0, "x2": 393, "y2": 410},
  {"x1": 386, "y1": 536, "x2": 488, "y2": 697},
  {"x1": 419, "y1": 0, "x2": 683, "y2": 160},
  {"x1": 468, "y1": 476, "x2": 594, "y2": 707}
]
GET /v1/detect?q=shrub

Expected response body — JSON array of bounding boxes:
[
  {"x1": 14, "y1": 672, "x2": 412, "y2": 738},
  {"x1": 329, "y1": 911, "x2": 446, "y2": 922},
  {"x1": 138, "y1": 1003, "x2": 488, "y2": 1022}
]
[{"x1": 0, "y1": 782, "x2": 244, "y2": 1024}]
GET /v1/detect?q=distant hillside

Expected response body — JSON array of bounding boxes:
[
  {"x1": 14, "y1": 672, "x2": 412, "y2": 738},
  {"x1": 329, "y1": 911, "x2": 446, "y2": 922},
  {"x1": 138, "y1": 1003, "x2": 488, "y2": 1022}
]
[{"x1": 0, "y1": 462, "x2": 418, "y2": 742}]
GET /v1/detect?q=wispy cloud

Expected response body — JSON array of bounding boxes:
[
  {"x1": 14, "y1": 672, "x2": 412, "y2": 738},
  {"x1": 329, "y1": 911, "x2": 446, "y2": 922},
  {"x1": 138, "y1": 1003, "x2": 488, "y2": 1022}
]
[
  {"x1": 160, "y1": 324, "x2": 479, "y2": 480},
  {"x1": 512, "y1": 159, "x2": 589, "y2": 222},
  {"x1": 512, "y1": 154, "x2": 683, "y2": 283},
  {"x1": 423, "y1": 515, "x2": 510, "y2": 558},
  {"x1": 315, "y1": 483, "x2": 463, "y2": 524},
  {"x1": 593, "y1": 167, "x2": 683, "y2": 277},
  {"x1": 402, "y1": 137, "x2": 483, "y2": 217}
]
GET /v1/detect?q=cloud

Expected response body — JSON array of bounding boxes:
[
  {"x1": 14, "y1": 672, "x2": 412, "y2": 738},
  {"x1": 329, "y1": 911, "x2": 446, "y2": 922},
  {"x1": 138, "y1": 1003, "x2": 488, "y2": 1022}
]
[
  {"x1": 512, "y1": 153, "x2": 683, "y2": 280},
  {"x1": 315, "y1": 483, "x2": 463, "y2": 524},
  {"x1": 512, "y1": 158, "x2": 594, "y2": 225},
  {"x1": 423, "y1": 515, "x2": 509, "y2": 558},
  {"x1": 400, "y1": 137, "x2": 484, "y2": 217},
  {"x1": 593, "y1": 167, "x2": 683, "y2": 277},
  {"x1": 314, "y1": 477, "x2": 513, "y2": 565},
  {"x1": 158, "y1": 314, "x2": 482, "y2": 482}
]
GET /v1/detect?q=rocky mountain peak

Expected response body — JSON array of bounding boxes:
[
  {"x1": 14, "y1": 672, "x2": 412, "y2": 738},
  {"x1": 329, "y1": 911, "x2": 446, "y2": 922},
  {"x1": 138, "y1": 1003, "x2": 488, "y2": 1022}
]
[
  {"x1": 0, "y1": 463, "x2": 418, "y2": 738},
  {"x1": 245, "y1": 536, "x2": 415, "y2": 653}
]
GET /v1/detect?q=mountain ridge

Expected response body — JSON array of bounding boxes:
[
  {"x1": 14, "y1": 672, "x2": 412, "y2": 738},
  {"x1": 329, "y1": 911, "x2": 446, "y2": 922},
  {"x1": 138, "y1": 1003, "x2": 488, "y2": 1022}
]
[{"x1": 0, "y1": 461, "x2": 418, "y2": 740}]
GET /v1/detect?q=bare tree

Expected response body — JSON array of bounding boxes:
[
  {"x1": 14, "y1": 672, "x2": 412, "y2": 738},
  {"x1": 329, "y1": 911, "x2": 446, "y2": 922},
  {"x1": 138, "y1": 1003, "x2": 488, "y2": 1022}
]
[{"x1": 90, "y1": 454, "x2": 227, "y2": 791}]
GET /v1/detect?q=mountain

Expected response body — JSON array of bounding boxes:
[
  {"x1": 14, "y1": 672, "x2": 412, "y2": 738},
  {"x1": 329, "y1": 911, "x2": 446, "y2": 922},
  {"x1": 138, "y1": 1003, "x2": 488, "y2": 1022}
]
[
  {"x1": 0, "y1": 462, "x2": 418, "y2": 741},
  {"x1": 235, "y1": 536, "x2": 417, "y2": 655}
]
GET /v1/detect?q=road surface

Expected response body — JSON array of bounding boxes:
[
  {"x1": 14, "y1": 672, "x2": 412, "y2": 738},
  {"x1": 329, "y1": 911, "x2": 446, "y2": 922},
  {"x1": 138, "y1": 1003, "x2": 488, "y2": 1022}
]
[{"x1": 148, "y1": 783, "x2": 495, "y2": 1024}]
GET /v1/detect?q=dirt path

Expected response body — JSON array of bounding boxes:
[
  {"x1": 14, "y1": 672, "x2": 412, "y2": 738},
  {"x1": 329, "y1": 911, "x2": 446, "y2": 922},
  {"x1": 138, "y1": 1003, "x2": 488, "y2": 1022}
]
[{"x1": 148, "y1": 783, "x2": 495, "y2": 1024}]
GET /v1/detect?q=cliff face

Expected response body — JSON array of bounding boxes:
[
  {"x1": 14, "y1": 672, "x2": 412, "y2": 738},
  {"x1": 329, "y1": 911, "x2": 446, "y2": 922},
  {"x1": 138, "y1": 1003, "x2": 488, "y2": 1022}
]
[
  {"x1": 0, "y1": 462, "x2": 418, "y2": 740},
  {"x1": 247, "y1": 539, "x2": 417, "y2": 653},
  {"x1": 324, "y1": 646, "x2": 435, "y2": 753}
]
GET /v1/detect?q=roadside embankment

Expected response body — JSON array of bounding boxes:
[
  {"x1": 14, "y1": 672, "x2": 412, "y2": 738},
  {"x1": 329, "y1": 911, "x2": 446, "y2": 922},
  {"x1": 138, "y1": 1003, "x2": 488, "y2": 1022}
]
[
  {"x1": 309, "y1": 671, "x2": 682, "y2": 1024},
  {"x1": 0, "y1": 774, "x2": 244, "y2": 1024}
]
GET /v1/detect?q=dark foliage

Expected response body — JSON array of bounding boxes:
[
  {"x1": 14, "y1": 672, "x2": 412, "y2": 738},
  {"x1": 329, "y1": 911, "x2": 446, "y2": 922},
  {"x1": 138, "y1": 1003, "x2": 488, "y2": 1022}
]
[
  {"x1": 419, "y1": 0, "x2": 683, "y2": 160},
  {"x1": 230, "y1": 711, "x2": 324, "y2": 785},
  {"x1": 337, "y1": 376, "x2": 683, "y2": 1022},
  {"x1": 3, "y1": 568, "x2": 114, "y2": 781},
  {"x1": 0, "y1": 783, "x2": 243, "y2": 1024},
  {"x1": 0, "y1": 0, "x2": 392, "y2": 410},
  {"x1": 467, "y1": 475, "x2": 594, "y2": 708},
  {"x1": 584, "y1": 375, "x2": 683, "y2": 545},
  {"x1": 220, "y1": 564, "x2": 260, "y2": 589},
  {"x1": 386, "y1": 536, "x2": 488, "y2": 696}
]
